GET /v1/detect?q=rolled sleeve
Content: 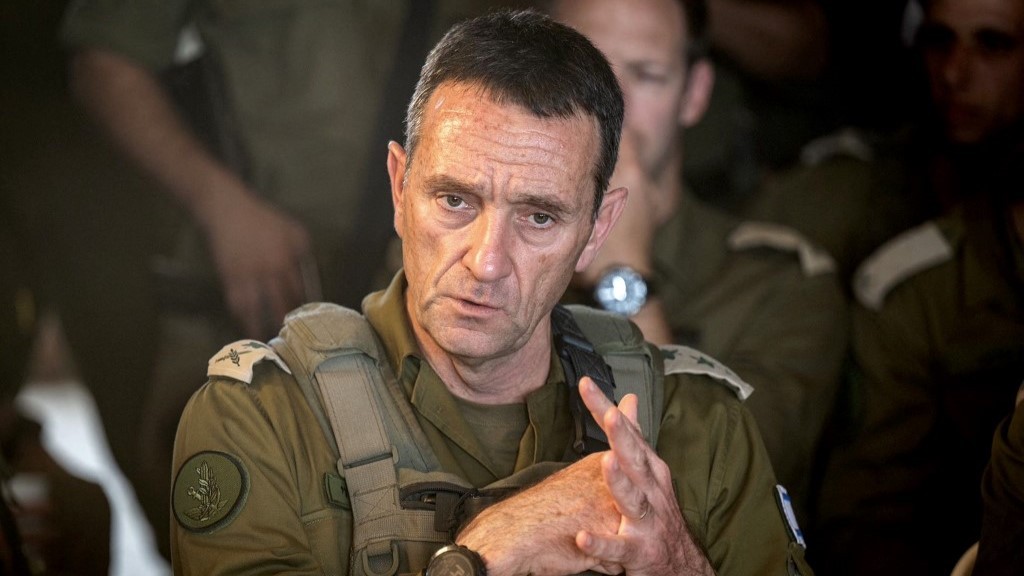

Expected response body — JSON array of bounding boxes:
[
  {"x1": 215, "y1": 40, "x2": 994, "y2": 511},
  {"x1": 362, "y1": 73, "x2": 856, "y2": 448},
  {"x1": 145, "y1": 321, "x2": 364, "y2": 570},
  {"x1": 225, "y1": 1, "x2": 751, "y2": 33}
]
[{"x1": 61, "y1": 0, "x2": 190, "y2": 70}]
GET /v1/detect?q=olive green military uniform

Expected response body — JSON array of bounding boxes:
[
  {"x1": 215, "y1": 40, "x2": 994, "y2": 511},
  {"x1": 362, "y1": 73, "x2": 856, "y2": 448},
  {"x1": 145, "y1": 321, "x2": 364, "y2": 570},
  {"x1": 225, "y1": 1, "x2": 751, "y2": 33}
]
[
  {"x1": 60, "y1": 0, "x2": 528, "y2": 555},
  {"x1": 650, "y1": 191, "x2": 847, "y2": 522},
  {"x1": 975, "y1": 396, "x2": 1024, "y2": 575},
  {"x1": 171, "y1": 272, "x2": 811, "y2": 575},
  {"x1": 814, "y1": 198, "x2": 1024, "y2": 576},
  {"x1": 744, "y1": 128, "x2": 927, "y2": 283}
]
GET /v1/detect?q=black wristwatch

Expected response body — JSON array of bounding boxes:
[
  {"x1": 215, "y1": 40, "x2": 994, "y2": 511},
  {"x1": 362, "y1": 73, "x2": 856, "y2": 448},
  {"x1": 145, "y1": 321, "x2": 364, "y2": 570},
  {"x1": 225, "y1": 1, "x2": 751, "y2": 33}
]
[
  {"x1": 593, "y1": 265, "x2": 655, "y2": 317},
  {"x1": 424, "y1": 544, "x2": 487, "y2": 576}
]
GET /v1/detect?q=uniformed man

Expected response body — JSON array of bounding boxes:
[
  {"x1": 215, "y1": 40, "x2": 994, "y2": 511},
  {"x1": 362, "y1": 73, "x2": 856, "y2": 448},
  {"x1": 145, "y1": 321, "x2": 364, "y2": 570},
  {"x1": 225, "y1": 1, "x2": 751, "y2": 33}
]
[
  {"x1": 171, "y1": 10, "x2": 811, "y2": 574},
  {"x1": 61, "y1": 0, "x2": 529, "y2": 556},
  {"x1": 743, "y1": 126, "x2": 928, "y2": 284},
  {"x1": 814, "y1": 0, "x2": 1024, "y2": 573},
  {"x1": 551, "y1": 0, "x2": 847, "y2": 523}
]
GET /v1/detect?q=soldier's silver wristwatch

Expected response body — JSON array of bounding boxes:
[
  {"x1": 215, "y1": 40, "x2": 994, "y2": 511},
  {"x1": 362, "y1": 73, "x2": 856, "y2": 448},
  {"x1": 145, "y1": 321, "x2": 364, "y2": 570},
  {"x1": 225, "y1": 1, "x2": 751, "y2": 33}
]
[{"x1": 593, "y1": 265, "x2": 653, "y2": 317}]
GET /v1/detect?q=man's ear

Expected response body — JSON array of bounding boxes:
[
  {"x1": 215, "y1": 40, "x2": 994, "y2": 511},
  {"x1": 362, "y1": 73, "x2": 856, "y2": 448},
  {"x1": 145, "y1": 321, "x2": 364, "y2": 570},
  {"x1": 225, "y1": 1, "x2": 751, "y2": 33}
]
[
  {"x1": 387, "y1": 141, "x2": 408, "y2": 239},
  {"x1": 576, "y1": 186, "x2": 629, "y2": 272},
  {"x1": 679, "y1": 59, "x2": 715, "y2": 128}
]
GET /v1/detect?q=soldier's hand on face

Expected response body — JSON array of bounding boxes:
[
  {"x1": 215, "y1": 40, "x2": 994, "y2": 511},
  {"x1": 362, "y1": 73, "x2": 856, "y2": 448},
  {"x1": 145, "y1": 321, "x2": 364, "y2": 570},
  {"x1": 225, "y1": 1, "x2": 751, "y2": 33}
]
[
  {"x1": 577, "y1": 378, "x2": 715, "y2": 576},
  {"x1": 577, "y1": 131, "x2": 662, "y2": 287},
  {"x1": 455, "y1": 452, "x2": 624, "y2": 576},
  {"x1": 200, "y1": 189, "x2": 312, "y2": 339}
]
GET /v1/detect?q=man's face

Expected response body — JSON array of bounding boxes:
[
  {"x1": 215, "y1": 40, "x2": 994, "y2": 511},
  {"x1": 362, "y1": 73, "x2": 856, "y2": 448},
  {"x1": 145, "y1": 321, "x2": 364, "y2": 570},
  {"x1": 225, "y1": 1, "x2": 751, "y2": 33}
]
[
  {"x1": 389, "y1": 82, "x2": 616, "y2": 362},
  {"x1": 554, "y1": 0, "x2": 690, "y2": 179},
  {"x1": 920, "y1": 0, "x2": 1024, "y2": 144}
]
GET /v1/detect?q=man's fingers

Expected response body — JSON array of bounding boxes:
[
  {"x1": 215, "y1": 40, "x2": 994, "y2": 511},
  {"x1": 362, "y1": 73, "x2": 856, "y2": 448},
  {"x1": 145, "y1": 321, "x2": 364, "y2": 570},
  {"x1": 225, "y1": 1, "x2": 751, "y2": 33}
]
[
  {"x1": 576, "y1": 530, "x2": 632, "y2": 568},
  {"x1": 263, "y1": 279, "x2": 293, "y2": 335},
  {"x1": 602, "y1": 451, "x2": 649, "y2": 521},
  {"x1": 226, "y1": 281, "x2": 263, "y2": 338},
  {"x1": 580, "y1": 377, "x2": 650, "y2": 483},
  {"x1": 579, "y1": 377, "x2": 642, "y2": 435},
  {"x1": 579, "y1": 376, "x2": 615, "y2": 418},
  {"x1": 618, "y1": 393, "x2": 639, "y2": 427}
]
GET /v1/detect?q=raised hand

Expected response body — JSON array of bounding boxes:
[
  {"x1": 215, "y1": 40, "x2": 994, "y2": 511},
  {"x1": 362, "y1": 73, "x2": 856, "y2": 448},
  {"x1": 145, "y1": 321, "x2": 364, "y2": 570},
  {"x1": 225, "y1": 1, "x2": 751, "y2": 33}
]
[{"x1": 576, "y1": 377, "x2": 715, "y2": 576}]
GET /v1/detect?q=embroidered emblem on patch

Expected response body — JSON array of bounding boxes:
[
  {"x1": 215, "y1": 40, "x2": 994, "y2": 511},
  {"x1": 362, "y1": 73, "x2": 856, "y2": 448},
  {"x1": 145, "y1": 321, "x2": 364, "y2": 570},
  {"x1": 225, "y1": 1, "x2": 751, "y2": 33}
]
[
  {"x1": 660, "y1": 345, "x2": 755, "y2": 400},
  {"x1": 173, "y1": 451, "x2": 249, "y2": 534},
  {"x1": 775, "y1": 484, "x2": 806, "y2": 548},
  {"x1": 207, "y1": 340, "x2": 291, "y2": 383}
]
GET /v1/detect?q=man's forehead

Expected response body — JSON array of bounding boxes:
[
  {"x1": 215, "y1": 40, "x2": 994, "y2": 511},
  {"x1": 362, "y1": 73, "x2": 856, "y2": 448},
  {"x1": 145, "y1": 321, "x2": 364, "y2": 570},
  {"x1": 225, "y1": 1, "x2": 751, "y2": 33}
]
[
  {"x1": 926, "y1": 0, "x2": 1024, "y2": 29},
  {"x1": 423, "y1": 82, "x2": 595, "y2": 128},
  {"x1": 418, "y1": 82, "x2": 601, "y2": 165}
]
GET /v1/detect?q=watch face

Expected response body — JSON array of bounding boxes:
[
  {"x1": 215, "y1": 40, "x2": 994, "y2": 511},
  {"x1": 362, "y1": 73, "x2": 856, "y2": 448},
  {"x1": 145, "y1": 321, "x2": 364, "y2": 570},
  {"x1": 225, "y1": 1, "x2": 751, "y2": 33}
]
[
  {"x1": 427, "y1": 546, "x2": 484, "y2": 576},
  {"x1": 594, "y1": 266, "x2": 648, "y2": 316},
  {"x1": 430, "y1": 551, "x2": 475, "y2": 576}
]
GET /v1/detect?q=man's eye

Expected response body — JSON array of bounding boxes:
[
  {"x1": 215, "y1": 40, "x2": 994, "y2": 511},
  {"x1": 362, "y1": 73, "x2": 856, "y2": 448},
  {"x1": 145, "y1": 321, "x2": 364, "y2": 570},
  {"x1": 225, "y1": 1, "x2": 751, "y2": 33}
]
[
  {"x1": 530, "y1": 213, "x2": 554, "y2": 226},
  {"x1": 444, "y1": 195, "x2": 465, "y2": 208},
  {"x1": 636, "y1": 71, "x2": 668, "y2": 84},
  {"x1": 976, "y1": 29, "x2": 1018, "y2": 55}
]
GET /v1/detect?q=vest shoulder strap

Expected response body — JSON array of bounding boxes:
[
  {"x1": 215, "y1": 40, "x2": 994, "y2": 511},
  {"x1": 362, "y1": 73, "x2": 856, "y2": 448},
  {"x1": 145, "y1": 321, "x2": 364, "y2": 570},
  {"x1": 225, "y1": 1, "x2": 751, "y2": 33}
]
[
  {"x1": 272, "y1": 302, "x2": 441, "y2": 575},
  {"x1": 561, "y1": 305, "x2": 663, "y2": 448}
]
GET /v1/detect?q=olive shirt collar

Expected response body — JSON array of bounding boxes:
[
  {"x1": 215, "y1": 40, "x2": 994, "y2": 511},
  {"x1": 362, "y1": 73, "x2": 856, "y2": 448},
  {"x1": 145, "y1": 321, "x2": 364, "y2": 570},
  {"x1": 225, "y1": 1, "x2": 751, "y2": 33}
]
[{"x1": 361, "y1": 271, "x2": 575, "y2": 487}]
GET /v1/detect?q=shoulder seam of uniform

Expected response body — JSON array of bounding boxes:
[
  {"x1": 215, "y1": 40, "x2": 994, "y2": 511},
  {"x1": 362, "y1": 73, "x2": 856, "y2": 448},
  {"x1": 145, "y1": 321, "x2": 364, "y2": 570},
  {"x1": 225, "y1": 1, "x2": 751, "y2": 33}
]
[
  {"x1": 853, "y1": 221, "x2": 953, "y2": 311},
  {"x1": 727, "y1": 221, "x2": 837, "y2": 277},
  {"x1": 659, "y1": 345, "x2": 754, "y2": 401},
  {"x1": 207, "y1": 339, "x2": 291, "y2": 384}
]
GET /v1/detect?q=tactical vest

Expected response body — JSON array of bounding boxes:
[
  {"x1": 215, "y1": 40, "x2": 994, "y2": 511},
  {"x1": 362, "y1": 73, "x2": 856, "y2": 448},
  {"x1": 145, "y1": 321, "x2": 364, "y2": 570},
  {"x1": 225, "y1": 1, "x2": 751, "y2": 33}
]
[{"x1": 269, "y1": 303, "x2": 663, "y2": 575}]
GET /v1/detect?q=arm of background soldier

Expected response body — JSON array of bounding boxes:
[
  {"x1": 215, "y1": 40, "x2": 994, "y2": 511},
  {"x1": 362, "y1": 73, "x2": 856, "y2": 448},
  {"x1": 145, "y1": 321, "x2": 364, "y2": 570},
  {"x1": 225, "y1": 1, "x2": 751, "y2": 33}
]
[
  {"x1": 722, "y1": 260, "x2": 846, "y2": 510},
  {"x1": 573, "y1": 131, "x2": 675, "y2": 345},
  {"x1": 814, "y1": 294, "x2": 935, "y2": 572},
  {"x1": 69, "y1": 47, "x2": 311, "y2": 337},
  {"x1": 171, "y1": 369, "x2": 349, "y2": 575},
  {"x1": 658, "y1": 373, "x2": 814, "y2": 575}
]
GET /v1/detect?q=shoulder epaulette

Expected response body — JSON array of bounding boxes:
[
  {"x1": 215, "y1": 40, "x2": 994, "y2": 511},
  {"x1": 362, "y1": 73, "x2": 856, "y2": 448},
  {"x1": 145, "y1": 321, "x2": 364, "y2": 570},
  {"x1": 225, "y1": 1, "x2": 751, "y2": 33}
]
[
  {"x1": 207, "y1": 339, "x2": 291, "y2": 384},
  {"x1": 727, "y1": 221, "x2": 837, "y2": 277},
  {"x1": 854, "y1": 221, "x2": 953, "y2": 311},
  {"x1": 659, "y1": 345, "x2": 754, "y2": 401},
  {"x1": 799, "y1": 127, "x2": 874, "y2": 167}
]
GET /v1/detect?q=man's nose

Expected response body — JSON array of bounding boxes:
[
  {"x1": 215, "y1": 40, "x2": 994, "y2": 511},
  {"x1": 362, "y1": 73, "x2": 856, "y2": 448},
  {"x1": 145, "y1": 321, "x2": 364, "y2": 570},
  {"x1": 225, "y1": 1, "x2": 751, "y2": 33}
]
[
  {"x1": 942, "y1": 44, "x2": 972, "y2": 89},
  {"x1": 463, "y1": 211, "x2": 513, "y2": 282}
]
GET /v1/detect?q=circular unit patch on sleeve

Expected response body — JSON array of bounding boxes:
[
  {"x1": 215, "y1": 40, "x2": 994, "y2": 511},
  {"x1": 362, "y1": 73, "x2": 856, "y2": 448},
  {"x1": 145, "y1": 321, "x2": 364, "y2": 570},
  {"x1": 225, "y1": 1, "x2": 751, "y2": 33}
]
[{"x1": 173, "y1": 451, "x2": 250, "y2": 534}]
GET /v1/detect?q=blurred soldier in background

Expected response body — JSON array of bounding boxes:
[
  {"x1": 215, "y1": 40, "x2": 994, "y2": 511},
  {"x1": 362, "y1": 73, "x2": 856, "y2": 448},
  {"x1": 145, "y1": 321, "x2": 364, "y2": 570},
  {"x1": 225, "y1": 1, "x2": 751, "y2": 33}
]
[{"x1": 814, "y1": 0, "x2": 1024, "y2": 573}]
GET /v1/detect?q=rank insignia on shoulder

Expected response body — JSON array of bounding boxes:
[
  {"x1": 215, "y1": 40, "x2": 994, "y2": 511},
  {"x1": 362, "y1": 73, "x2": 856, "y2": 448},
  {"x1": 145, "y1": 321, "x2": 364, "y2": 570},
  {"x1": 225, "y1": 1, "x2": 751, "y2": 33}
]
[
  {"x1": 727, "y1": 221, "x2": 836, "y2": 277},
  {"x1": 775, "y1": 485, "x2": 806, "y2": 549},
  {"x1": 854, "y1": 221, "x2": 952, "y2": 311},
  {"x1": 660, "y1": 345, "x2": 754, "y2": 400},
  {"x1": 207, "y1": 340, "x2": 291, "y2": 384},
  {"x1": 172, "y1": 451, "x2": 249, "y2": 534}
]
